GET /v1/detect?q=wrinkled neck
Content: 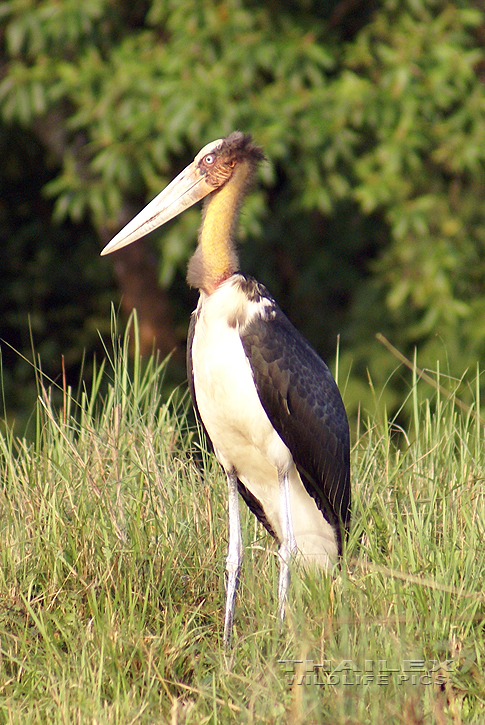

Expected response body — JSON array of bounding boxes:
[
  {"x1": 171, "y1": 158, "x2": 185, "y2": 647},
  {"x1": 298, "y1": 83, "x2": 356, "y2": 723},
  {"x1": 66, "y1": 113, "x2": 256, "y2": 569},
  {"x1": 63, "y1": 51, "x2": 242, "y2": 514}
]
[{"x1": 187, "y1": 161, "x2": 252, "y2": 294}]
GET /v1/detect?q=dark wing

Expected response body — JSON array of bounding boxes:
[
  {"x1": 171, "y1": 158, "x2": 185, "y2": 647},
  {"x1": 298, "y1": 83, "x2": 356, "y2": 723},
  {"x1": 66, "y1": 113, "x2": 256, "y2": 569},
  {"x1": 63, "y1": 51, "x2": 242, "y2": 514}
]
[
  {"x1": 187, "y1": 308, "x2": 279, "y2": 541},
  {"x1": 186, "y1": 310, "x2": 200, "y2": 426},
  {"x1": 240, "y1": 297, "x2": 351, "y2": 537}
]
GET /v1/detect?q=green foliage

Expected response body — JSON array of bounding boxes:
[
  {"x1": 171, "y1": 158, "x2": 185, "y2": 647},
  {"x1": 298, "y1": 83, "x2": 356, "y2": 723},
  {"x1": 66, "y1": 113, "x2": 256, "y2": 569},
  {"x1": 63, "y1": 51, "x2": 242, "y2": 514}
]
[
  {"x1": 2, "y1": 0, "x2": 485, "y2": 417},
  {"x1": 338, "y1": 3, "x2": 485, "y2": 406},
  {"x1": 0, "y1": 126, "x2": 117, "y2": 427},
  {"x1": 0, "y1": 329, "x2": 484, "y2": 723}
]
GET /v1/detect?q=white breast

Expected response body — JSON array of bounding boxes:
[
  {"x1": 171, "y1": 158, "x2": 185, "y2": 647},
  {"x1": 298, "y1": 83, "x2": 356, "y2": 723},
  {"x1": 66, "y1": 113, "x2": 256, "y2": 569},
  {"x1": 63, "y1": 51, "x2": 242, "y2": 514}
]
[{"x1": 191, "y1": 277, "x2": 338, "y2": 566}]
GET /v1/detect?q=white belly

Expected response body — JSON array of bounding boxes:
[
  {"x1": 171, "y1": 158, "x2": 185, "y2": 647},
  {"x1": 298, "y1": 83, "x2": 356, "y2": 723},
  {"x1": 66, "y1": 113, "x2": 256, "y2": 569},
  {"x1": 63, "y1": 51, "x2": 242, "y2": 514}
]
[{"x1": 191, "y1": 282, "x2": 338, "y2": 567}]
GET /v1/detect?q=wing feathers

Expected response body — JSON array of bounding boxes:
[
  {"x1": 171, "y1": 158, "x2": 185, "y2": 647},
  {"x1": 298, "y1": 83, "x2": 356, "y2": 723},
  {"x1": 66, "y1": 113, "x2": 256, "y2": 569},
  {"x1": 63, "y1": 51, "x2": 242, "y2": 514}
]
[{"x1": 240, "y1": 298, "x2": 350, "y2": 531}]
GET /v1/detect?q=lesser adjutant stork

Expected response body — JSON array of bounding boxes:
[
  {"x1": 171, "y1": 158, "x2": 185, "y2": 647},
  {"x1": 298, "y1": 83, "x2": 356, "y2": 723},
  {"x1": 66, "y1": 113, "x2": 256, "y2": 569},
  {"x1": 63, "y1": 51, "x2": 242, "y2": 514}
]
[{"x1": 101, "y1": 132, "x2": 351, "y2": 647}]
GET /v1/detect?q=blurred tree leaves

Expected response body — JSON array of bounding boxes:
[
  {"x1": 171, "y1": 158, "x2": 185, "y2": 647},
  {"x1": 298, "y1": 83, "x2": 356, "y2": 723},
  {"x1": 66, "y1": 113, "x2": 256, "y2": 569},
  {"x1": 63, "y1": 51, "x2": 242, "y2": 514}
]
[
  {"x1": 1, "y1": 0, "x2": 485, "y2": 421},
  {"x1": 0, "y1": 126, "x2": 117, "y2": 426}
]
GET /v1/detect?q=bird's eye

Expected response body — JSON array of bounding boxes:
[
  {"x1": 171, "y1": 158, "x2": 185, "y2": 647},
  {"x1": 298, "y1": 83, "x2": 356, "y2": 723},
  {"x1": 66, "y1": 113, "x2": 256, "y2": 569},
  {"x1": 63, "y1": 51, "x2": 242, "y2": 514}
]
[{"x1": 204, "y1": 154, "x2": 215, "y2": 165}]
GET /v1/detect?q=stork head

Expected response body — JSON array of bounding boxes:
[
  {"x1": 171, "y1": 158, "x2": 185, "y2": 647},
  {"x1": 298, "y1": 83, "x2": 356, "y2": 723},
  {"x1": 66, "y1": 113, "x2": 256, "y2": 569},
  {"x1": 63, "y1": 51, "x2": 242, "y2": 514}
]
[{"x1": 100, "y1": 132, "x2": 264, "y2": 256}]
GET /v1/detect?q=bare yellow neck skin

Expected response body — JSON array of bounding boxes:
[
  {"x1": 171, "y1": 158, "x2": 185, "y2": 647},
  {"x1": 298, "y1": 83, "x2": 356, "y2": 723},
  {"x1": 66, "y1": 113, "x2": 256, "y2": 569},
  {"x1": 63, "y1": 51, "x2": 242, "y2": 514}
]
[{"x1": 189, "y1": 161, "x2": 251, "y2": 294}]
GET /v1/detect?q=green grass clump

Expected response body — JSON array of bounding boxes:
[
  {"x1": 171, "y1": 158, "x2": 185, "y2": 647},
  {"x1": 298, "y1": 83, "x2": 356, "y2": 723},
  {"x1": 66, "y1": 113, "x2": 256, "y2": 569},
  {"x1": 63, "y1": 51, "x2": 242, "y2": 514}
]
[{"x1": 0, "y1": 323, "x2": 484, "y2": 723}]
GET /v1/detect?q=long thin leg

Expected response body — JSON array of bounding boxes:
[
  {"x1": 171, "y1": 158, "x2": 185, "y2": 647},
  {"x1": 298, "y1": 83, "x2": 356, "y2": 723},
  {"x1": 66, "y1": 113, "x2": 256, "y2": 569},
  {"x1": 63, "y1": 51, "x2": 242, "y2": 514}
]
[
  {"x1": 224, "y1": 468, "x2": 243, "y2": 649},
  {"x1": 278, "y1": 470, "x2": 297, "y2": 623}
]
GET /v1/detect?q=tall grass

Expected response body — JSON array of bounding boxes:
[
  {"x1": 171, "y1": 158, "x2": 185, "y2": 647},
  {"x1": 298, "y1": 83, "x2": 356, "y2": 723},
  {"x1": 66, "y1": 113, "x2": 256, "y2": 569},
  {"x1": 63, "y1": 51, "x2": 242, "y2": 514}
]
[{"x1": 0, "y1": 320, "x2": 484, "y2": 724}]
